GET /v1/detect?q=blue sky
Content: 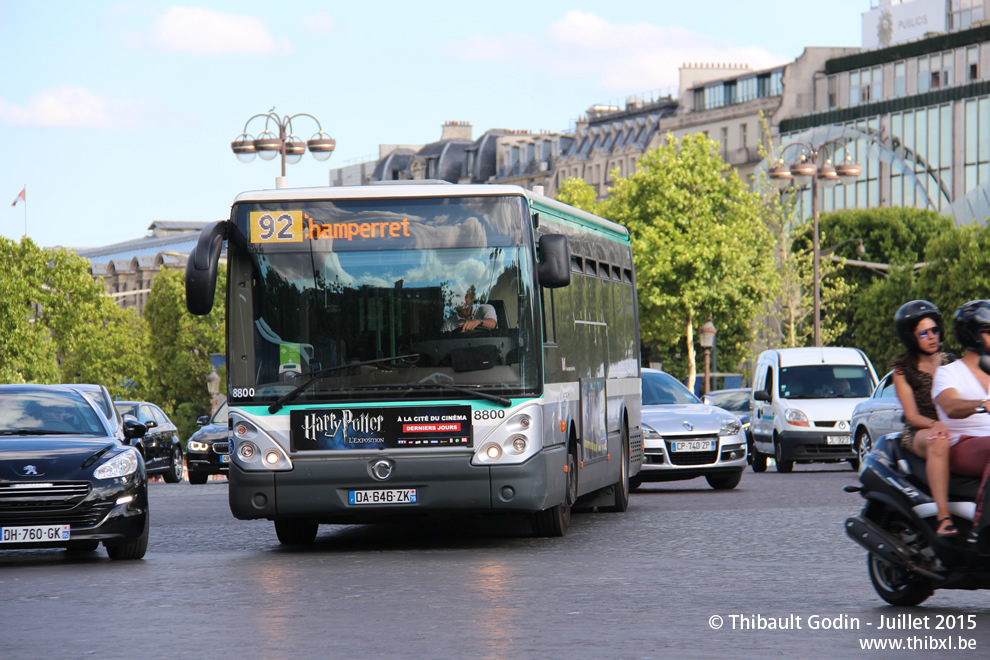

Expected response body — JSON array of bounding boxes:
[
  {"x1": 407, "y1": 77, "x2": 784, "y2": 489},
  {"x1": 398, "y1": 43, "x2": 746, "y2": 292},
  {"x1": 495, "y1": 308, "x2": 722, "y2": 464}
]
[{"x1": 1, "y1": 1, "x2": 869, "y2": 248}]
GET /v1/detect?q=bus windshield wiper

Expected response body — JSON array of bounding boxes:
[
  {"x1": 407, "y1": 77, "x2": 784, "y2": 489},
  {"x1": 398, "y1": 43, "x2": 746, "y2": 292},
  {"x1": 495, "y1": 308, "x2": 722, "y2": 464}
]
[
  {"x1": 401, "y1": 380, "x2": 512, "y2": 407},
  {"x1": 268, "y1": 354, "x2": 420, "y2": 414}
]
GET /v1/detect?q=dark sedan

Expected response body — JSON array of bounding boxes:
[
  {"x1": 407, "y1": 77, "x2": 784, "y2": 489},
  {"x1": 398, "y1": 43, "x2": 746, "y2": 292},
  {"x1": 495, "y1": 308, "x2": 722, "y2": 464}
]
[
  {"x1": 186, "y1": 400, "x2": 229, "y2": 484},
  {"x1": 0, "y1": 384, "x2": 149, "y2": 559},
  {"x1": 113, "y1": 401, "x2": 184, "y2": 483}
]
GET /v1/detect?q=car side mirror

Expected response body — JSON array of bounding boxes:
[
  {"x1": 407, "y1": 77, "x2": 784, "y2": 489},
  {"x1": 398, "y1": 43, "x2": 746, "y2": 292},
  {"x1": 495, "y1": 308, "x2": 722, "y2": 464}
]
[
  {"x1": 197, "y1": 415, "x2": 209, "y2": 426},
  {"x1": 753, "y1": 390, "x2": 771, "y2": 402},
  {"x1": 122, "y1": 415, "x2": 148, "y2": 440}
]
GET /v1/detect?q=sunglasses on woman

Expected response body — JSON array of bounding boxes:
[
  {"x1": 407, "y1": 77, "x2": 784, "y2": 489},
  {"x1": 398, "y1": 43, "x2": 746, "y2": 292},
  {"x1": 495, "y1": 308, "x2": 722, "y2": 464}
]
[{"x1": 917, "y1": 327, "x2": 940, "y2": 339}]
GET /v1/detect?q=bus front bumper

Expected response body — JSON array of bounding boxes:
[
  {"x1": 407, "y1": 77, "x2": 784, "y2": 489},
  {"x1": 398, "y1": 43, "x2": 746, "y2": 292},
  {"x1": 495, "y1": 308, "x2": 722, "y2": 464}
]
[{"x1": 227, "y1": 445, "x2": 566, "y2": 523}]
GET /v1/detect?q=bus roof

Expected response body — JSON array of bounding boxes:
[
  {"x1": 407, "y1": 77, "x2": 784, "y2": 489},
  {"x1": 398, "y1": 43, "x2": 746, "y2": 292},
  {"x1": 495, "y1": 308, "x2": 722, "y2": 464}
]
[{"x1": 231, "y1": 183, "x2": 629, "y2": 240}]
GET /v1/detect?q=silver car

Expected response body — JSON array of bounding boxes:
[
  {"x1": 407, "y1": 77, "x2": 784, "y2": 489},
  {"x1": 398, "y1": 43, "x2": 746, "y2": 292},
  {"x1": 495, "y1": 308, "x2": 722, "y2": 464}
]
[
  {"x1": 850, "y1": 370, "x2": 903, "y2": 469},
  {"x1": 634, "y1": 368, "x2": 748, "y2": 490}
]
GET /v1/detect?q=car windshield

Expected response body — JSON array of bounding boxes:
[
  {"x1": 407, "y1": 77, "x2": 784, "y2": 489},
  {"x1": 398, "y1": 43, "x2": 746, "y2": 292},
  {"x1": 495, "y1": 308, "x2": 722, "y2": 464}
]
[
  {"x1": 779, "y1": 365, "x2": 873, "y2": 399},
  {"x1": 75, "y1": 388, "x2": 111, "y2": 418},
  {"x1": 709, "y1": 390, "x2": 750, "y2": 413},
  {"x1": 0, "y1": 389, "x2": 107, "y2": 436},
  {"x1": 115, "y1": 403, "x2": 138, "y2": 418},
  {"x1": 642, "y1": 371, "x2": 700, "y2": 405},
  {"x1": 213, "y1": 401, "x2": 228, "y2": 424}
]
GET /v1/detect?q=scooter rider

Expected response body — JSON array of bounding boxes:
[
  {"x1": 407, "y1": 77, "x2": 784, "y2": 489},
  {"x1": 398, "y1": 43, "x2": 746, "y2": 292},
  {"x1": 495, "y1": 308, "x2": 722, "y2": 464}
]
[{"x1": 931, "y1": 299, "x2": 990, "y2": 547}]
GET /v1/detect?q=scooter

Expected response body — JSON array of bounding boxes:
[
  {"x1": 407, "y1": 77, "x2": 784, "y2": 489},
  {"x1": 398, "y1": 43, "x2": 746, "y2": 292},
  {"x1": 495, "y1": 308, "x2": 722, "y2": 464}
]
[{"x1": 845, "y1": 432, "x2": 990, "y2": 606}]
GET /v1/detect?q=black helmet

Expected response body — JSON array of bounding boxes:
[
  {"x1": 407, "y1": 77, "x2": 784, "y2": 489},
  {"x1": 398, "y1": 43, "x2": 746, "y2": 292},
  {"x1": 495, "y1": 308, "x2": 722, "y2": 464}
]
[
  {"x1": 954, "y1": 300, "x2": 990, "y2": 351},
  {"x1": 895, "y1": 300, "x2": 942, "y2": 351}
]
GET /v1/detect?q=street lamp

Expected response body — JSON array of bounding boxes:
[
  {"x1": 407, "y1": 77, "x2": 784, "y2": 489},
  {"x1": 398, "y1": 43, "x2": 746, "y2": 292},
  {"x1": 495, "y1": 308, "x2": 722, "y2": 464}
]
[
  {"x1": 770, "y1": 141, "x2": 862, "y2": 346},
  {"x1": 699, "y1": 317, "x2": 717, "y2": 395},
  {"x1": 231, "y1": 109, "x2": 335, "y2": 188}
]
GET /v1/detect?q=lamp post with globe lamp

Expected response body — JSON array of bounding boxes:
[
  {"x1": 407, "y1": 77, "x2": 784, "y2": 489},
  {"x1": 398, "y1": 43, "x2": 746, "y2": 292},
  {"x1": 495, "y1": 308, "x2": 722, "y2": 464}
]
[
  {"x1": 769, "y1": 142, "x2": 862, "y2": 346},
  {"x1": 231, "y1": 109, "x2": 335, "y2": 189}
]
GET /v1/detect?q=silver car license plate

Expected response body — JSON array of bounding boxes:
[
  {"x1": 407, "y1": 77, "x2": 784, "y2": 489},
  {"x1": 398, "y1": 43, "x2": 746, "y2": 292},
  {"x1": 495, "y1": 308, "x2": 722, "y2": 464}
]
[{"x1": 671, "y1": 440, "x2": 716, "y2": 452}]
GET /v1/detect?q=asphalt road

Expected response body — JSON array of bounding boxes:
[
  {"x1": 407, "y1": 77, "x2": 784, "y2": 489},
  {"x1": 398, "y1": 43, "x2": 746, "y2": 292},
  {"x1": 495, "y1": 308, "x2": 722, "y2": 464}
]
[{"x1": 2, "y1": 465, "x2": 989, "y2": 659}]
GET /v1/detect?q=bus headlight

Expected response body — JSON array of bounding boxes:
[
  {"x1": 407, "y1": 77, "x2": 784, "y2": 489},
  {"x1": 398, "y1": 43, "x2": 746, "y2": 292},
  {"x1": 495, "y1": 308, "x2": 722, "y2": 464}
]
[
  {"x1": 511, "y1": 436, "x2": 527, "y2": 453},
  {"x1": 485, "y1": 444, "x2": 502, "y2": 460},
  {"x1": 238, "y1": 442, "x2": 258, "y2": 460}
]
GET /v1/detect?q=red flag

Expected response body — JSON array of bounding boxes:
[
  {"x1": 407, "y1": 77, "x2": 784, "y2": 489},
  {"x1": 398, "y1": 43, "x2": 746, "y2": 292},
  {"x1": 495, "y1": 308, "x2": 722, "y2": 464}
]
[{"x1": 11, "y1": 187, "x2": 25, "y2": 206}]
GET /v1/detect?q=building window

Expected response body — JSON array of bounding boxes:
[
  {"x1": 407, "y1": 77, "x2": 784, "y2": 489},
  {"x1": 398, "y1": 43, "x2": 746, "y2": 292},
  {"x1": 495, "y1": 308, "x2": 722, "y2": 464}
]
[
  {"x1": 740, "y1": 123, "x2": 748, "y2": 149},
  {"x1": 739, "y1": 76, "x2": 756, "y2": 102},
  {"x1": 894, "y1": 61, "x2": 906, "y2": 96},
  {"x1": 871, "y1": 66, "x2": 882, "y2": 101},
  {"x1": 694, "y1": 88, "x2": 705, "y2": 111},
  {"x1": 723, "y1": 82, "x2": 737, "y2": 106},
  {"x1": 964, "y1": 96, "x2": 990, "y2": 194},
  {"x1": 827, "y1": 75, "x2": 838, "y2": 108},
  {"x1": 968, "y1": 46, "x2": 980, "y2": 81},
  {"x1": 918, "y1": 57, "x2": 930, "y2": 93},
  {"x1": 929, "y1": 52, "x2": 953, "y2": 90},
  {"x1": 720, "y1": 127, "x2": 729, "y2": 158},
  {"x1": 850, "y1": 71, "x2": 861, "y2": 105},
  {"x1": 949, "y1": 0, "x2": 984, "y2": 30}
]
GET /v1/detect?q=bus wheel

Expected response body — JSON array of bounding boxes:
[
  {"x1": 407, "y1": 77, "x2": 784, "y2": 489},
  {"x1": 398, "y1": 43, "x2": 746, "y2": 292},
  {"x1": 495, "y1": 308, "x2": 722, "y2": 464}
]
[
  {"x1": 600, "y1": 426, "x2": 630, "y2": 513},
  {"x1": 531, "y1": 444, "x2": 576, "y2": 537},
  {"x1": 275, "y1": 519, "x2": 319, "y2": 545}
]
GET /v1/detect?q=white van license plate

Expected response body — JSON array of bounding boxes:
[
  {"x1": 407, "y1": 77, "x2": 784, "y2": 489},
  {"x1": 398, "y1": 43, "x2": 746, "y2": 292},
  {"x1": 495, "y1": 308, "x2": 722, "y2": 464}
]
[
  {"x1": 349, "y1": 489, "x2": 417, "y2": 505},
  {"x1": 827, "y1": 435, "x2": 852, "y2": 445},
  {"x1": 672, "y1": 440, "x2": 716, "y2": 452}
]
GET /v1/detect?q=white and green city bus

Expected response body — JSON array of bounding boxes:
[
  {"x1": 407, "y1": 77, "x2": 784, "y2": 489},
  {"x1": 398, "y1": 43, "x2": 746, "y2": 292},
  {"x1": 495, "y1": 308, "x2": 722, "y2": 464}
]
[{"x1": 185, "y1": 183, "x2": 642, "y2": 542}]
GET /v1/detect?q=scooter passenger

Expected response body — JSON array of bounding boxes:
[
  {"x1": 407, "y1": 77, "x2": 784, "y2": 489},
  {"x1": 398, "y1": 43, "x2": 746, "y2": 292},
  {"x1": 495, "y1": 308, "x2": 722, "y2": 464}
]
[
  {"x1": 931, "y1": 299, "x2": 990, "y2": 547},
  {"x1": 890, "y1": 301, "x2": 955, "y2": 536}
]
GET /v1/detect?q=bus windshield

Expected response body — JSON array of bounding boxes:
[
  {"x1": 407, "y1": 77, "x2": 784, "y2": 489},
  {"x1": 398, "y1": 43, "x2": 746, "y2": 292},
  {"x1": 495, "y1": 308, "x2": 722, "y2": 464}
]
[{"x1": 227, "y1": 195, "x2": 540, "y2": 406}]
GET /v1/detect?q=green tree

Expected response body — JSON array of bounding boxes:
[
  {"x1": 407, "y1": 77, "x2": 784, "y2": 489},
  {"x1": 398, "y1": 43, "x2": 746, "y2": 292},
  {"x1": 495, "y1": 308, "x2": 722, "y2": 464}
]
[
  {"x1": 603, "y1": 133, "x2": 776, "y2": 386},
  {"x1": 143, "y1": 267, "x2": 226, "y2": 441},
  {"x1": 554, "y1": 177, "x2": 602, "y2": 215},
  {"x1": 817, "y1": 207, "x2": 954, "y2": 347},
  {"x1": 0, "y1": 237, "x2": 60, "y2": 382},
  {"x1": 0, "y1": 236, "x2": 147, "y2": 390}
]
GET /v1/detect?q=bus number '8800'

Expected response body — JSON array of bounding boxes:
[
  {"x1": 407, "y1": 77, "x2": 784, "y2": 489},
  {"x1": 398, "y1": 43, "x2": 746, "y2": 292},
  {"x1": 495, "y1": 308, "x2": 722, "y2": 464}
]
[
  {"x1": 231, "y1": 388, "x2": 255, "y2": 398},
  {"x1": 474, "y1": 410, "x2": 505, "y2": 421}
]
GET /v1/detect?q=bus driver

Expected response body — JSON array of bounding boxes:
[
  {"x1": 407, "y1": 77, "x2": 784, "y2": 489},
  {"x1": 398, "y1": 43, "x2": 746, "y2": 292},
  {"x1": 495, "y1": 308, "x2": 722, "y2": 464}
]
[{"x1": 442, "y1": 285, "x2": 496, "y2": 333}]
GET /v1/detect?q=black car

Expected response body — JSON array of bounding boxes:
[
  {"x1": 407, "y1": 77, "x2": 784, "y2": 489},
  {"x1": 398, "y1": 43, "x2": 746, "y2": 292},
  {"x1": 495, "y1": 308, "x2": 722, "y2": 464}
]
[
  {"x1": 113, "y1": 401, "x2": 184, "y2": 483},
  {"x1": 186, "y1": 400, "x2": 229, "y2": 484},
  {"x1": 0, "y1": 384, "x2": 150, "y2": 559}
]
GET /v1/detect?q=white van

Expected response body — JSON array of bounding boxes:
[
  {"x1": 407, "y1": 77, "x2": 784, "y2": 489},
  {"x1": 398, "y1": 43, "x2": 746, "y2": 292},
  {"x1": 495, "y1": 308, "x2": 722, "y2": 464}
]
[{"x1": 749, "y1": 347, "x2": 878, "y2": 473}]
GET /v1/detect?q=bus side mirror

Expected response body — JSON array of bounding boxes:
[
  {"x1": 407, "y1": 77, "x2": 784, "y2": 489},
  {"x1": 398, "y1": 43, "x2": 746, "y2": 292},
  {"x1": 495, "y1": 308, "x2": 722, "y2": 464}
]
[
  {"x1": 537, "y1": 234, "x2": 570, "y2": 288},
  {"x1": 186, "y1": 221, "x2": 227, "y2": 316}
]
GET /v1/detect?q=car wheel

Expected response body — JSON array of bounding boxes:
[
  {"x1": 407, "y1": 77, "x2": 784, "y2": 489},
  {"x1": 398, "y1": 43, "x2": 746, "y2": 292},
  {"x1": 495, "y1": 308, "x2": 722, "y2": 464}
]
[
  {"x1": 774, "y1": 437, "x2": 794, "y2": 473},
  {"x1": 706, "y1": 471, "x2": 742, "y2": 490},
  {"x1": 163, "y1": 446, "x2": 183, "y2": 483},
  {"x1": 188, "y1": 471, "x2": 208, "y2": 485},
  {"x1": 600, "y1": 425, "x2": 630, "y2": 512},
  {"x1": 275, "y1": 519, "x2": 319, "y2": 545},
  {"x1": 531, "y1": 443, "x2": 576, "y2": 537},
  {"x1": 105, "y1": 515, "x2": 149, "y2": 560},
  {"x1": 854, "y1": 429, "x2": 872, "y2": 473},
  {"x1": 751, "y1": 441, "x2": 767, "y2": 473}
]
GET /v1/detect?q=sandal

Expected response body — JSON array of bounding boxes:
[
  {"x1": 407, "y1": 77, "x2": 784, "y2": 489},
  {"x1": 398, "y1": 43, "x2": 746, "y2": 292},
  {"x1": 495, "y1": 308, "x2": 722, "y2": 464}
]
[{"x1": 936, "y1": 516, "x2": 959, "y2": 537}]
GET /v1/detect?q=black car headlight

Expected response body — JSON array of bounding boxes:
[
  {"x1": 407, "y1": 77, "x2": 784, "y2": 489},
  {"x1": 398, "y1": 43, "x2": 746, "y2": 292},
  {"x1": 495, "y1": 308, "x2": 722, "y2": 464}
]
[
  {"x1": 188, "y1": 439, "x2": 210, "y2": 452},
  {"x1": 94, "y1": 448, "x2": 141, "y2": 480}
]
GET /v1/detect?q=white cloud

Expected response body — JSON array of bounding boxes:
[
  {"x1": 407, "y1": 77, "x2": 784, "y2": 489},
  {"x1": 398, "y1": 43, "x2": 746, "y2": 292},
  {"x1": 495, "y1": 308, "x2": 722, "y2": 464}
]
[
  {"x1": 149, "y1": 6, "x2": 284, "y2": 54},
  {"x1": 0, "y1": 87, "x2": 150, "y2": 128},
  {"x1": 446, "y1": 10, "x2": 789, "y2": 92},
  {"x1": 303, "y1": 11, "x2": 335, "y2": 35}
]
